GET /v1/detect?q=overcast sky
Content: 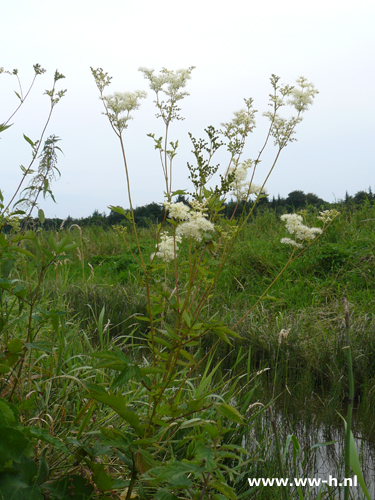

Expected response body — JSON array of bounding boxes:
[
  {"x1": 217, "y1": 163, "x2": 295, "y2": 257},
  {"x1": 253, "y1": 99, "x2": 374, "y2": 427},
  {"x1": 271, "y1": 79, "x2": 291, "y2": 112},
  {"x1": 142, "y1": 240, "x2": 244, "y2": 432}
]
[{"x1": 1, "y1": 0, "x2": 374, "y2": 218}]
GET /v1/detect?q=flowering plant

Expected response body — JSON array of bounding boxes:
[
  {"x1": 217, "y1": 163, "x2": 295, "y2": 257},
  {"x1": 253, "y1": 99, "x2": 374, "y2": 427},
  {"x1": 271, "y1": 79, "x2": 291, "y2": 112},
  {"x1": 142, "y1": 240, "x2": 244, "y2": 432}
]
[{"x1": 89, "y1": 66, "x2": 334, "y2": 499}]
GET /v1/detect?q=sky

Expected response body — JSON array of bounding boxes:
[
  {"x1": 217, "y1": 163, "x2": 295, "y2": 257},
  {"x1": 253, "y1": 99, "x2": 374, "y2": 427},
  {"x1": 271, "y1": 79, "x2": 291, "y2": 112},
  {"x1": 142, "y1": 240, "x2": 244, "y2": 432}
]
[{"x1": 1, "y1": 0, "x2": 374, "y2": 218}]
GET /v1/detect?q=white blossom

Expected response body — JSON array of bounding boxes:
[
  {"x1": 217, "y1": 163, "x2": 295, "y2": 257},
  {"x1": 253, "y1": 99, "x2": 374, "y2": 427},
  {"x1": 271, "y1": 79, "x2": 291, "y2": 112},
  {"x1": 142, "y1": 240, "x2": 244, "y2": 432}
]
[
  {"x1": 176, "y1": 212, "x2": 214, "y2": 242},
  {"x1": 228, "y1": 159, "x2": 263, "y2": 201},
  {"x1": 151, "y1": 233, "x2": 181, "y2": 262},
  {"x1": 163, "y1": 201, "x2": 190, "y2": 220},
  {"x1": 280, "y1": 238, "x2": 303, "y2": 248},
  {"x1": 280, "y1": 213, "x2": 322, "y2": 248}
]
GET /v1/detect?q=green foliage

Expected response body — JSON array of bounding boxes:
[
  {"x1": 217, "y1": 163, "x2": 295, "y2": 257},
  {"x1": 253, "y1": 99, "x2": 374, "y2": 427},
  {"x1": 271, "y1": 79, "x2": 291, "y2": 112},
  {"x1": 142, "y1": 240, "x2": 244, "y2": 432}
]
[{"x1": 2, "y1": 62, "x2": 373, "y2": 500}]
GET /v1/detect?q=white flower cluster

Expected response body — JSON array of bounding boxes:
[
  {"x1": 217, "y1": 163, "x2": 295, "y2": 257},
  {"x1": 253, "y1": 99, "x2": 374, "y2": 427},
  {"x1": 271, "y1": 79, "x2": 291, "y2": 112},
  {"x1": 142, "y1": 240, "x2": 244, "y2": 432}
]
[
  {"x1": 228, "y1": 160, "x2": 263, "y2": 201},
  {"x1": 163, "y1": 201, "x2": 190, "y2": 220},
  {"x1": 102, "y1": 90, "x2": 147, "y2": 133},
  {"x1": 151, "y1": 201, "x2": 215, "y2": 262},
  {"x1": 288, "y1": 77, "x2": 319, "y2": 114},
  {"x1": 280, "y1": 214, "x2": 322, "y2": 248},
  {"x1": 317, "y1": 209, "x2": 340, "y2": 224},
  {"x1": 151, "y1": 232, "x2": 182, "y2": 263},
  {"x1": 169, "y1": 200, "x2": 214, "y2": 242}
]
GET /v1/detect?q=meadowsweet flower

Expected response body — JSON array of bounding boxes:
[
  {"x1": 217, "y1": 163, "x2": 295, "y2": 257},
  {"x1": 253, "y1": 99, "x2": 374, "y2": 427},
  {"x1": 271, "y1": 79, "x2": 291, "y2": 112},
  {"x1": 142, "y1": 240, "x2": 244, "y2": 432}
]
[
  {"x1": 228, "y1": 159, "x2": 263, "y2": 201},
  {"x1": 164, "y1": 201, "x2": 190, "y2": 220},
  {"x1": 288, "y1": 77, "x2": 319, "y2": 113},
  {"x1": 102, "y1": 90, "x2": 147, "y2": 133},
  {"x1": 280, "y1": 238, "x2": 303, "y2": 248},
  {"x1": 164, "y1": 199, "x2": 214, "y2": 242},
  {"x1": 151, "y1": 233, "x2": 181, "y2": 262},
  {"x1": 280, "y1": 213, "x2": 322, "y2": 247},
  {"x1": 176, "y1": 212, "x2": 214, "y2": 242}
]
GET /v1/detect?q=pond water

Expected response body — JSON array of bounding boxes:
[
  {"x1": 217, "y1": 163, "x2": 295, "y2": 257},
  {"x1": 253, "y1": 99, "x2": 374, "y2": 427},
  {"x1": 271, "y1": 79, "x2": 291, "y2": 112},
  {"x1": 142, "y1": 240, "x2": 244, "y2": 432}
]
[{"x1": 247, "y1": 394, "x2": 375, "y2": 499}]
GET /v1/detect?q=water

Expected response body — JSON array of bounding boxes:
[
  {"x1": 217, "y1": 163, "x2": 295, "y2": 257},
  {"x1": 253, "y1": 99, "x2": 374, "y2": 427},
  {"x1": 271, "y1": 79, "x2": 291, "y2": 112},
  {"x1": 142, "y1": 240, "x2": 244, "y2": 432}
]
[{"x1": 246, "y1": 394, "x2": 375, "y2": 499}]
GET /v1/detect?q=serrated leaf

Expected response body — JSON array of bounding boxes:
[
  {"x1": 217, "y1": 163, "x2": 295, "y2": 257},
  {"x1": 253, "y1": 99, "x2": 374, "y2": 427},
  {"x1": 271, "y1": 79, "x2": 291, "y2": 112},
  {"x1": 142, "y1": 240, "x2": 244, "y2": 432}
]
[{"x1": 215, "y1": 402, "x2": 244, "y2": 425}]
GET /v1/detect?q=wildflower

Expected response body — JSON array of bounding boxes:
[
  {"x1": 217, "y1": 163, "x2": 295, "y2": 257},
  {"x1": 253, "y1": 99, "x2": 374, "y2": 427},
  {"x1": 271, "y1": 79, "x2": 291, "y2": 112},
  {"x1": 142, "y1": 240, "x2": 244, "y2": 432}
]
[
  {"x1": 176, "y1": 212, "x2": 214, "y2": 242},
  {"x1": 151, "y1": 232, "x2": 181, "y2": 263},
  {"x1": 102, "y1": 90, "x2": 147, "y2": 134},
  {"x1": 163, "y1": 201, "x2": 190, "y2": 220},
  {"x1": 288, "y1": 77, "x2": 319, "y2": 113},
  {"x1": 164, "y1": 198, "x2": 215, "y2": 242},
  {"x1": 280, "y1": 238, "x2": 303, "y2": 248},
  {"x1": 280, "y1": 213, "x2": 322, "y2": 247},
  {"x1": 227, "y1": 159, "x2": 265, "y2": 201}
]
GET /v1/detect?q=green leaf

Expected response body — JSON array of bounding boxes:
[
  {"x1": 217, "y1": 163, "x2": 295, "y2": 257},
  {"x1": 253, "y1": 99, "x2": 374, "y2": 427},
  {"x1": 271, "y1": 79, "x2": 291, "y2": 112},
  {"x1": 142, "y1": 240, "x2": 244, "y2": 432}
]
[
  {"x1": 0, "y1": 472, "x2": 43, "y2": 500},
  {"x1": 8, "y1": 339, "x2": 23, "y2": 354},
  {"x1": 154, "y1": 489, "x2": 180, "y2": 500},
  {"x1": 0, "y1": 363, "x2": 10, "y2": 374},
  {"x1": 25, "y1": 341, "x2": 54, "y2": 354},
  {"x1": 38, "y1": 209, "x2": 45, "y2": 224},
  {"x1": 215, "y1": 402, "x2": 244, "y2": 425},
  {"x1": 0, "y1": 427, "x2": 30, "y2": 463},
  {"x1": 0, "y1": 400, "x2": 16, "y2": 426},
  {"x1": 338, "y1": 413, "x2": 371, "y2": 499},
  {"x1": 0, "y1": 123, "x2": 13, "y2": 134},
  {"x1": 13, "y1": 455, "x2": 38, "y2": 486},
  {"x1": 85, "y1": 386, "x2": 142, "y2": 434},
  {"x1": 43, "y1": 474, "x2": 95, "y2": 499},
  {"x1": 111, "y1": 363, "x2": 142, "y2": 389},
  {"x1": 108, "y1": 205, "x2": 127, "y2": 216},
  {"x1": 86, "y1": 460, "x2": 113, "y2": 491},
  {"x1": 23, "y1": 134, "x2": 35, "y2": 148},
  {"x1": 210, "y1": 480, "x2": 237, "y2": 500},
  {"x1": 0, "y1": 234, "x2": 7, "y2": 249}
]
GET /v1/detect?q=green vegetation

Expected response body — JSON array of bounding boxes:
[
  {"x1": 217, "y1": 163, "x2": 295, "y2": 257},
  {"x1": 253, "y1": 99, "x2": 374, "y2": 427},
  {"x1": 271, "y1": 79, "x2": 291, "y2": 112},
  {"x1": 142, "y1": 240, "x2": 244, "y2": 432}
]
[{"x1": 1, "y1": 63, "x2": 374, "y2": 500}]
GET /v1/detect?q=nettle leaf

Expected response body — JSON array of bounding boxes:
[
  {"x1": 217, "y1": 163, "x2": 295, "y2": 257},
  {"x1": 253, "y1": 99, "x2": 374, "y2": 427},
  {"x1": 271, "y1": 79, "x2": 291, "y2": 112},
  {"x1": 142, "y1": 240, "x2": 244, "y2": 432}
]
[{"x1": 215, "y1": 402, "x2": 244, "y2": 425}]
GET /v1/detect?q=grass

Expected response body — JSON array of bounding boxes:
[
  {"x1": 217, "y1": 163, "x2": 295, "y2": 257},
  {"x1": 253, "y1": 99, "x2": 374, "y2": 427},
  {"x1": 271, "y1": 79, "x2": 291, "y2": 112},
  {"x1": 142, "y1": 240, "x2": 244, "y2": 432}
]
[{"x1": 1, "y1": 202, "x2": 374, "y2": 498}]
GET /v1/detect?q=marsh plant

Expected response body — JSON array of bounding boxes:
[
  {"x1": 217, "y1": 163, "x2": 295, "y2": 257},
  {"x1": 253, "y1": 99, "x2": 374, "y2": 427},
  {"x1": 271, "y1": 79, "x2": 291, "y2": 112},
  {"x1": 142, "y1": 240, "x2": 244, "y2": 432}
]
[
  {"x1": 87, "y1": 66, "x2": 344, "y2": 499},
  {"x1": 0, "y1": 62, "x2": 356, "y2": 500}
]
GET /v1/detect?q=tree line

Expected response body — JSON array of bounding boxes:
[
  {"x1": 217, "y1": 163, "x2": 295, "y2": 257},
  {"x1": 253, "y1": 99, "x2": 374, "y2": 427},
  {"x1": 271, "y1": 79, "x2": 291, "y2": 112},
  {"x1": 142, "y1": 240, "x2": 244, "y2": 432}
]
[{"x1": 19, "y1": 187, "x2": 375, "y2": 231}]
